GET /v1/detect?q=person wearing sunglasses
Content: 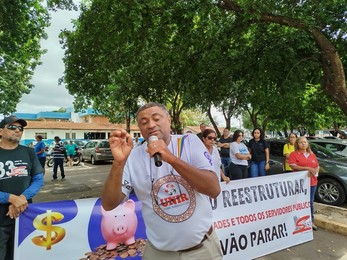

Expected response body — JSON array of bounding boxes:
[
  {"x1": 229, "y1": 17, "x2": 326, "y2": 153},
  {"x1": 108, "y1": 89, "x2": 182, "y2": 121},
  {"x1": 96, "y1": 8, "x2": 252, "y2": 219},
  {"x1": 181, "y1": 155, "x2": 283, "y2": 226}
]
[
  {"x1": 202, "y1": 129, "x2": 230, "y2": 183},
  {"x1": 228, "y1": 129, "x2": 252, "y2": 180},
  {"x1": 102, "y1": 102, "x2": 222, "y2": 259},
  {"x1": 0, "y1": 116, "x2": 44, "y2": 260}
]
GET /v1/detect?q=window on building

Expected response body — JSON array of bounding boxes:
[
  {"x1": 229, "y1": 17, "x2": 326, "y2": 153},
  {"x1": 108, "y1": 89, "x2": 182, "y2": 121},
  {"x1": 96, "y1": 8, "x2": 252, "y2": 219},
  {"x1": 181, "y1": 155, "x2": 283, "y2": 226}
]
[
  {"x1": 133, "y1": 132, "x2": 141, "y2": 138},
  {"x1": 84, "y1": 132, "x2": 106, "y2": 139},
  {"x1": 35, "y1": 133, "x2": 47, "y2": 139},
  {"x1": 65, "y1": 133, "x2": 77, "y2": 139}
]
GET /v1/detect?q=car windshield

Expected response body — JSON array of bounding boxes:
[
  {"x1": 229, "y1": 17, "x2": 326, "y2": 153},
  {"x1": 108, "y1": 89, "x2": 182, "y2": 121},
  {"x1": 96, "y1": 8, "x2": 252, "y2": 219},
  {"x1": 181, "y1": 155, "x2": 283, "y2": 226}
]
[
  {"x1": 75, "y1": 140, "x2": 87, "y2": 147},
  {"x1": 310, "y1": 143, "x2": 343, "y2": 159}
]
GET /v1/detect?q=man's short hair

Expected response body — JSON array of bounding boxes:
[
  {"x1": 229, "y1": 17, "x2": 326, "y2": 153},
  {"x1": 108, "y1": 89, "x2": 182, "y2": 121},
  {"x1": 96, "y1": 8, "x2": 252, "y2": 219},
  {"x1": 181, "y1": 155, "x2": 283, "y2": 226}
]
[{"x1": 136, "y1": 102, "x2": 169, "y2": 118}]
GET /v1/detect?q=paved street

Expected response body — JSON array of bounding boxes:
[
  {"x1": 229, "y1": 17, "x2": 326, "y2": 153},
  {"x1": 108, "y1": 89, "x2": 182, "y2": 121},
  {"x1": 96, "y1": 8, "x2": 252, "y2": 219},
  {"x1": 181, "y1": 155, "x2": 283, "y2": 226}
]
[{"x1": 36, "y1": 162, "x2": 347, "y2": 260}]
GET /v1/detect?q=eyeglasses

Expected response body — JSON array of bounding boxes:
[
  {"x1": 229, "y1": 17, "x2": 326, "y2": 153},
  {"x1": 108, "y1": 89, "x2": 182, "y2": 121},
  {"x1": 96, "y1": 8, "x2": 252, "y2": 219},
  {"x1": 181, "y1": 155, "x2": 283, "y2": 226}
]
[
  {"x1": 207, "y1": 136, "x2": 216, "y2": 141},
  {"x1": 5, "y1": 125, "x2": 24, "y2": 131}
]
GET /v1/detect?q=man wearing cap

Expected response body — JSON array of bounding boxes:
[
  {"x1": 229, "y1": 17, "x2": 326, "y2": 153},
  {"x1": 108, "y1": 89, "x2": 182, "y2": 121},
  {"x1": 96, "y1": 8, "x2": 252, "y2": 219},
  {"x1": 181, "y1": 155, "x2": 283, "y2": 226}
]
[{"x1": 0, "y1": 116, "x2": 44, "y2": 260}]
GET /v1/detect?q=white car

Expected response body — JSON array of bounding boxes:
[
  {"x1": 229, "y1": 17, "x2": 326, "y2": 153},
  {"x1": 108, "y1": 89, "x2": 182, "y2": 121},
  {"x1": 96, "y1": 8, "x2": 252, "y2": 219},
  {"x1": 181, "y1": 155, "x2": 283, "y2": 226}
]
[{"x1": 309, "y1": 139, "x2": 347, "y2": 157}]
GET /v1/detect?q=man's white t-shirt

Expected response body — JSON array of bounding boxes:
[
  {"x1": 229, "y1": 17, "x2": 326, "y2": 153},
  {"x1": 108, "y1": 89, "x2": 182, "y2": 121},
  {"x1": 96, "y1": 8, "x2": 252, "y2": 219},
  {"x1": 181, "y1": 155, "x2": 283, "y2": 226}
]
[
  {"x1": 210, "y1": 146, "x2": 221, "y2": 179},
  {"x1": 121, "y1": 134, "x2": 216, "y2": 251}
]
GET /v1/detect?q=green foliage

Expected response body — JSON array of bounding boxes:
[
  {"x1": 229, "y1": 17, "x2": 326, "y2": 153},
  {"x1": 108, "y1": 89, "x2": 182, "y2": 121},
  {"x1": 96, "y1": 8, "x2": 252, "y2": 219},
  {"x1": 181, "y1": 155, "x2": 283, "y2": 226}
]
[
  {"x1": 60, "y1": 0, "x2": 346, "y2": 132},
  {"x1": 0, "y1": 0, "x2": 76, "y2": 114},
  {"x1": 180, "y1": 109, "x2": 209, "y2": 127},
  {"x1": 52, "y1": 107, "x2": 67, "y2": 112}
]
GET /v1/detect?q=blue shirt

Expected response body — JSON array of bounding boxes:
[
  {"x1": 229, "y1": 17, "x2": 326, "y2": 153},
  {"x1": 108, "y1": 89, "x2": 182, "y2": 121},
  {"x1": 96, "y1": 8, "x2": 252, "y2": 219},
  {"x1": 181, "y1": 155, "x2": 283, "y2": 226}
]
[{"x1": 34, "y1": 141, "x2": 46, "y2": 158}]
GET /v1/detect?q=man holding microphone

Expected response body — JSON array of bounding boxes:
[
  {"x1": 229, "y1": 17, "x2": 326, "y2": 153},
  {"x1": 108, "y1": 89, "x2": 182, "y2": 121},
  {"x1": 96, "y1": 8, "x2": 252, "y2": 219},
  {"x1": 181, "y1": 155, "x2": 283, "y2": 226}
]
[{"x1": 101, "y1": 102, "x2": 222, "y2": 260}]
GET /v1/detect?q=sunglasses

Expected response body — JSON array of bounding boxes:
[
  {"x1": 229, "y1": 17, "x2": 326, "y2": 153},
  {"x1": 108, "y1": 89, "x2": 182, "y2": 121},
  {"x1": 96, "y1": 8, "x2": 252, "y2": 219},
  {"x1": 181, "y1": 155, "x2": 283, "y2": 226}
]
[
  {"x1": 207, "y1": 136, "x2": 216, "y2": 141},
  {"x1": 5, "y1": 125, "x2": 24, "y2": 131}
]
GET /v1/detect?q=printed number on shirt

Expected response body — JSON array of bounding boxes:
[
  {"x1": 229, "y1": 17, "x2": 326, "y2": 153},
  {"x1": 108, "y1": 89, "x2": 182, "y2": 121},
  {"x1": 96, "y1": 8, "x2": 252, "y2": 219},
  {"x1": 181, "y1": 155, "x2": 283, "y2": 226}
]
[{"x1": 0, "y1": 161, "x2": 28, "y2": 177}]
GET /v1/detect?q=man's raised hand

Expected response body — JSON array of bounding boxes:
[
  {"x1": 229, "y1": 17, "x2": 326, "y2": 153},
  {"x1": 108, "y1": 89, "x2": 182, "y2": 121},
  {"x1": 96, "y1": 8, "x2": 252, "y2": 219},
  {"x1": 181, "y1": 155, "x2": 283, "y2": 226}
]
[{"x1": 109, "y1": 130, "x2": 133, "y2": 163}]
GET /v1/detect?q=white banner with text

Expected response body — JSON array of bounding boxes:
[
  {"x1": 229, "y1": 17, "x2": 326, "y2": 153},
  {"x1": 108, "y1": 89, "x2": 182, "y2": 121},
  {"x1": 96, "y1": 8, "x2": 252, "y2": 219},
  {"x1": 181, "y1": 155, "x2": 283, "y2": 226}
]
[{"x1": 15, "y1": 171, "x2": 313, "y2": 259}]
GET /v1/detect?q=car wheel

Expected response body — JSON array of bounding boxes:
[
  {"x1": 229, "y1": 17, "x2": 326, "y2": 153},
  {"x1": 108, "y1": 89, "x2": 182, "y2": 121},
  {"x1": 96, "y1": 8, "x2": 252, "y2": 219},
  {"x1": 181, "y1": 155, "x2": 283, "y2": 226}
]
[
  {"x1": 316, "y1": 179, "x2": 346, "y2": 206},
  {"x1": 73, "y1": 156, "x2": 80, "y2": 166},
  {"x1": 91, "y1": 156, "x2": 97, "y2": 165}
]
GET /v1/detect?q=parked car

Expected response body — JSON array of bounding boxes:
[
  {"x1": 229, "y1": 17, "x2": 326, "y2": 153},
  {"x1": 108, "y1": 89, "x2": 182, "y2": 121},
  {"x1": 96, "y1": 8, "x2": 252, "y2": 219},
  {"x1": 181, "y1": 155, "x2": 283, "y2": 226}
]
[
  {"x1": 309, "y1": 139, "x2": 347, "y2": 157},
  {"x1": 63, "y1": 139, "x2": 89, "y2": 149},
  {"x1": 81, "y1": 140, "x2": 113, "y2": 164},
  {"x1": 266, "y1": 139, "x2": 347, "y2": 206},
  {"x1": 324, "y1": 136, "x2": 339, "y2": 139}
]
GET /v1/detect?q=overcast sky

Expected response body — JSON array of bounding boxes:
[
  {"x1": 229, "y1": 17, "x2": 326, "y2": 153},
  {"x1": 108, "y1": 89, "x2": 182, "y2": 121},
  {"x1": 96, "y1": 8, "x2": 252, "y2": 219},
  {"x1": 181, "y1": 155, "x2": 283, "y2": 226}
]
[{"x1": 16, "y1": 8, "x2": 80, "y2": 113}]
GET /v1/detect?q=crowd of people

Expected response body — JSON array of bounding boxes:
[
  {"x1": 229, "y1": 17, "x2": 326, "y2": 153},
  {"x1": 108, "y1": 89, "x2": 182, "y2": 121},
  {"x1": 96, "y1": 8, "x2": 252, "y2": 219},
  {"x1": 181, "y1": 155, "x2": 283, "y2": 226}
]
[
  {"x1": 0, "y1": 106, "x2": 322, "y2": 259},
  {"x1": 100, "y1": 102, "x2": 322, "y2": 259},
  {"x1": 196, "y1": 126, "x2": 320, "y2": 232}
]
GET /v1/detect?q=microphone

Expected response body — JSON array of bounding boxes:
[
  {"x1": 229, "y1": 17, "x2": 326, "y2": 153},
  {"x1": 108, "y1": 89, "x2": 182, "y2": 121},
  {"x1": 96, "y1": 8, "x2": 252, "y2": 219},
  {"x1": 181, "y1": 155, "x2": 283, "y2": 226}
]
[{"x1": 148, "y1": 136, "x2": 163, "y2": 167}]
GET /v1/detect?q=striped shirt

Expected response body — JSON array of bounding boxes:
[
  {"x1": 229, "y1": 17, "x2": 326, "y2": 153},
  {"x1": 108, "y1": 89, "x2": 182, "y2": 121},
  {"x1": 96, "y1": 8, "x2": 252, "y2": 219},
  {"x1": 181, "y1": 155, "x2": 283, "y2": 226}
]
[{"x1": 52, "y1": 142, "x2": 65, "y2": 159}]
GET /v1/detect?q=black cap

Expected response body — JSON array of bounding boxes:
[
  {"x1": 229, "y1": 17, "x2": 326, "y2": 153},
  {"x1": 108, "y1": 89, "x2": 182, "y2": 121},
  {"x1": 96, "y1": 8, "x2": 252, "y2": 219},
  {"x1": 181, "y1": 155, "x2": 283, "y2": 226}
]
[
  {"x1": 54, "y1": 136, "x2": 61, "y2": 141},
  {"x1": 0, "y1": 116, "x2": 27, "y2": 128}
]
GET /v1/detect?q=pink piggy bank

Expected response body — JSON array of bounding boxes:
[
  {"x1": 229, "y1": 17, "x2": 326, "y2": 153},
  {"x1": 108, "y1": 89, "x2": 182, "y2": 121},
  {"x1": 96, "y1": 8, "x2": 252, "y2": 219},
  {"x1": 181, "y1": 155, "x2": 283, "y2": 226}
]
[{"x1": 101, "y1": 199, "x2": 138, "y2": 250}]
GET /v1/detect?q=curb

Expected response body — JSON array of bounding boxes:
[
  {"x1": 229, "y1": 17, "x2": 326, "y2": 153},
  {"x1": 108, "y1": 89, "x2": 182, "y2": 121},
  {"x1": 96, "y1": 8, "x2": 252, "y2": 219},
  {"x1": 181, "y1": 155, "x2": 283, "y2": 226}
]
[{"x1": 314, "y1": 203, "x2": 347, "y2": 236}]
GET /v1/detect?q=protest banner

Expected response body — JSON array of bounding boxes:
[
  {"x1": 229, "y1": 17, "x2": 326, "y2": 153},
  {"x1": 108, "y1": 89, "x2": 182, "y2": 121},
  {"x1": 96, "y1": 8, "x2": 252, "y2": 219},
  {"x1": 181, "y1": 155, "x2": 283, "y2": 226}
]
[
  {"x1": 15, "y1": 171, "x2": 313, "y2": 259},
  {"x1": 212, "y1": 171, "x2": 313, "y2": 259}
]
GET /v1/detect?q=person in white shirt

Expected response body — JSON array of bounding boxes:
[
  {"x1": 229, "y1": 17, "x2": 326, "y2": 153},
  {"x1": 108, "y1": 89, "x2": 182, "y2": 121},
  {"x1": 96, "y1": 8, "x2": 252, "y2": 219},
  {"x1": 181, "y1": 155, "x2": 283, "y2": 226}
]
[
  {"x1": 229, "y1": 130, "x2": 251, "y2": 180},
  {"x1": 202, "y1": 128, "x2": 230, "y2": 183},
  {"x1": 133, "y1": 136, "x2": 141, "y2": 148},
  {"x1": 101, "y1": 102, "x2": 222, "y2": 260}
]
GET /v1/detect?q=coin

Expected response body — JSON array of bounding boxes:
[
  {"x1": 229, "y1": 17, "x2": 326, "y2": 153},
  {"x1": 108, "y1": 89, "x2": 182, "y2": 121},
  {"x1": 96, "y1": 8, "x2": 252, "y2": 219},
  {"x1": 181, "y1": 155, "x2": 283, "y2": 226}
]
[{"x1": 81, "y1": 238, "x2": 147, "y2": 259}]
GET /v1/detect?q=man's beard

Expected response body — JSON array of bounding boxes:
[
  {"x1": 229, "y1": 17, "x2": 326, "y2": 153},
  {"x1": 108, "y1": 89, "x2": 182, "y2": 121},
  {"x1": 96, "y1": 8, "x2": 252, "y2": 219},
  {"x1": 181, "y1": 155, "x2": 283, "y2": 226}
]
[{"x1": 7, "y1": 136, "x2": 21, "y2": 143}]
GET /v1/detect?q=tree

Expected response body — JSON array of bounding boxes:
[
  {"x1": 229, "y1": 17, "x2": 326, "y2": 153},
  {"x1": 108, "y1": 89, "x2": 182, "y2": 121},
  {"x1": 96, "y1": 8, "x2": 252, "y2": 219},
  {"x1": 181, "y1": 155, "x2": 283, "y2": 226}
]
[
  {"x1": 60, "y1": 0, "x2": 228, "y2": 133},
  {"x1": 218, "y1": 0, "x2": 347, "y2": 115},
  {"x1": 0, "y1": 0, "x2": 75, "y2": 114},
  {"x1": 61, "y1": 0, "x2": 346, "y2": 134}
]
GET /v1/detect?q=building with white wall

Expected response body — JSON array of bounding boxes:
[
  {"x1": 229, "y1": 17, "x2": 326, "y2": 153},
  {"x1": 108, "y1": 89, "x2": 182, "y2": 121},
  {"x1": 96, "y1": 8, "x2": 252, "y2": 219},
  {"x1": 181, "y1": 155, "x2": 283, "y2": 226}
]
[{"x1": 13, "y1": 109, "x2": 142, "y2": 145}]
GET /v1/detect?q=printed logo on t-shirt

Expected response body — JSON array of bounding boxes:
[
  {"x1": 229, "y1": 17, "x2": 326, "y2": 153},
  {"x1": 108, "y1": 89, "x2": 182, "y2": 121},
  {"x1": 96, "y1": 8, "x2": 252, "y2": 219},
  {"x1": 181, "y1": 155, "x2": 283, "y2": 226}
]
[
  {"x1": 203, "y1": 151, "x2": 213, "y2": 166},
  {"x1": 239, "y1": 147, "x2": 248, "y2": 154},
  {"x1": 151, "y1": 175, "x2": 196, "y2": 223},
  {"x1": 0, "y1": 160, "x2": 29, "y2": 178}
]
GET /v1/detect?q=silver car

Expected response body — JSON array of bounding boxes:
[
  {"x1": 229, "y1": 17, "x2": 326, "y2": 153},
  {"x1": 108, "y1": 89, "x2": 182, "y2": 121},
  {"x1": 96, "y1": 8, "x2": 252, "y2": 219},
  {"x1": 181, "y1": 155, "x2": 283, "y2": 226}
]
[
  {"x1": 81, "y1": 140, "x2": 113, "y2": 164},
  {"x1": 309, "y1": 139, "x2": 347, "y2": 157},
  {"x1": 267, "y1": 139, "x2": 347, "y2": 206}
]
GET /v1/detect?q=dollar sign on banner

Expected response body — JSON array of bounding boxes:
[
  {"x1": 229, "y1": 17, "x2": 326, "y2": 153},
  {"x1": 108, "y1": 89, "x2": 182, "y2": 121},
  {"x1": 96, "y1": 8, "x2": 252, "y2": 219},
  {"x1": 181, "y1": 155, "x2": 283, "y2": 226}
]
[{"x1": 32, "y1": 210, "x2": 66, "y2": 250}]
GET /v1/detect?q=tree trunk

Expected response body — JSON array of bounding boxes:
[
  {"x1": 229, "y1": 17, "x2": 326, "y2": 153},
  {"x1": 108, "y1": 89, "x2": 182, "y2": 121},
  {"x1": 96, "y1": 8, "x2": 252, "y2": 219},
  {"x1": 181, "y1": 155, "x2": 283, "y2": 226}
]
[
  {"x1": 126, "y1": 113, "x2": 131, "y2": 133},
  {"x1": 310, "y1": 30, "x2": 347, "y2": 115},
  {"x1": 207, "y1": 106, "x2": 221, "y2": 137}
]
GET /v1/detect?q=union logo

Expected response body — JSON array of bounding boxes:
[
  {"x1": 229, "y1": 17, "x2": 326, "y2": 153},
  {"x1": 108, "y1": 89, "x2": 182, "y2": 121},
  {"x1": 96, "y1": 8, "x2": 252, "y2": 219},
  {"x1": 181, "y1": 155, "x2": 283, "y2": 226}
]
[
  {"x1": 151, "y1": 175, "x2": 196, "y2": 223},
  {"x1": 292, "y1": 215, "x2": 312, "y2": 234}
]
